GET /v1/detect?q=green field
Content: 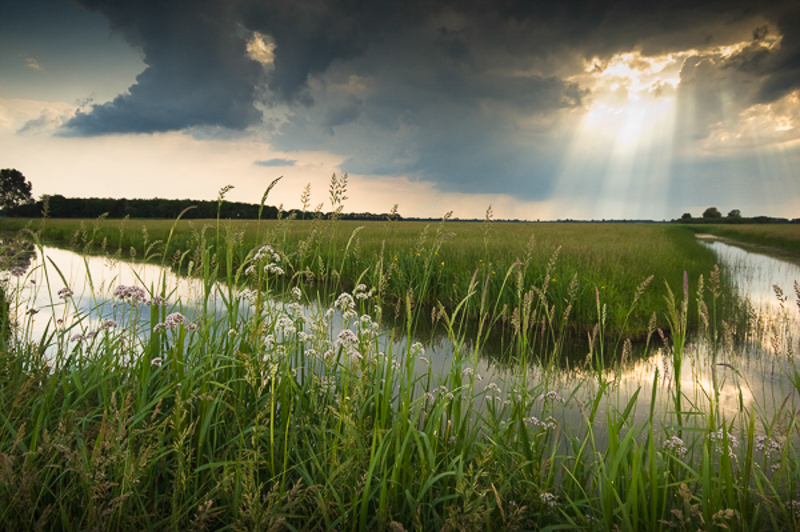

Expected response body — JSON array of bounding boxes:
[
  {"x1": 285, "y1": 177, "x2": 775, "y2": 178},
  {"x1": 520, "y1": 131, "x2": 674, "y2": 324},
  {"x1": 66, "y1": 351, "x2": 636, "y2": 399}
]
[{"x1": 0, "y1": 216, "x2": 726, "y2": 340}]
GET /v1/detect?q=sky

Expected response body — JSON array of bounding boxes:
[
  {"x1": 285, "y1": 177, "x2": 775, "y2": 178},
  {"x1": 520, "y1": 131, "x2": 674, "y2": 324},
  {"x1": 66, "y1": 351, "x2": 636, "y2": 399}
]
[{"x1": 1, "y1": 0, "x2": 799, "y2": 221}]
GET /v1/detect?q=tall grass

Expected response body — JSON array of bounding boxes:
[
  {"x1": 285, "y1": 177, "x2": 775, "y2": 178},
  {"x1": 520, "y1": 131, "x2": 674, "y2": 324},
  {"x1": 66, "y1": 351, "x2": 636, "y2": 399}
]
[
  {"x1": 0, "y1": 215, "x2": 798, "y2": 531},
  {"x1": 0, "y1": 215, "x2": 725, "y2": 338}
]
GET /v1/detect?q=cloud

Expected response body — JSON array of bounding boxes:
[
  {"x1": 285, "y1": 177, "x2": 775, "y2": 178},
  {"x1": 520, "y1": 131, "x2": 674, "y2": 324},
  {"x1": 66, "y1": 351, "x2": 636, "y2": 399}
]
[
  {"x1": 755, "y1": 6, "x2": 800, "y2": 103},
  {"x1": 61, "y1": 0, "x2": 264, "y2": 136},
  {"x1": 17, "y1": 108, "x2": 71, "y2": 135},
  {"x1": 25, "y1": 57, "x2": 43, "y2": 71},
  {"x1": 254, "y1": 158, "x2": 296, "y2": 167}
]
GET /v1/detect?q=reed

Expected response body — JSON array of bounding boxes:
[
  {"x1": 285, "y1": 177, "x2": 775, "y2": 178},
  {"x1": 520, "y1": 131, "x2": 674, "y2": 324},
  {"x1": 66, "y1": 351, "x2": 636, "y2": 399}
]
[{"x1": 0, "y1": 214, "x2": 726, "y2": 338}]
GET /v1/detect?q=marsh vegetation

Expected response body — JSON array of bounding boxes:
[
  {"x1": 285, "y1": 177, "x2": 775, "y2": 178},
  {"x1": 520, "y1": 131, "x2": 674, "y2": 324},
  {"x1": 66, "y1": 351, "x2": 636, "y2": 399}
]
[{"x1": 1, "y1": 192, "x2": 799, "y2": 531}]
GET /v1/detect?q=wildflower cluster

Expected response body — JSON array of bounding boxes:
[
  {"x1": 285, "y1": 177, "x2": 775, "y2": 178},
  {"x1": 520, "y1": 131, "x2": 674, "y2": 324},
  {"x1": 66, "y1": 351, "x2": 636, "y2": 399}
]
[
  {"x1": 709, "y1": 427, "x2": 740, "y2": 458},
  {"x1": 112, "y1": 284, "x2": 147, "y2": 304},
  {"x1": 524, "y1": 416, "x2": 558, "y2": 430},
  {"x1": 248, "y1": 244, "x2": 284, "y2": 276},
  {"x1": 10, "y1": 266, "x2": 26, "y2": 277},
  {"x1": 756, "y1": 435, "x2": 783, "y2": 471},
  {"x1": 353, "y1": 283, "x2": 374, "y2": 300},
  {"x1": 663, "y1": 436, "x2": 689, "y2": 457},
  {"x1": 276, "y1": 314, "x2": 297, "y2": 338},
  {"x1": 335, "y1": 329, "x2": 362, "y2": 361},
  {"x1": 70, "y1": 324, "x2": 117, "y2": 342},
  {"x1": 58, "y1": 287, "x2": 73, "y2": 299},
  {"x1": 539, "y1": 492, "x2": 559, "y2": 511},
  {"x1": 756, "y1": 435, "x2": 782, "y2": 459},
  {"x1": 790, "y1": 500, "x2": 800, "y2": 520},
  {"x1": 154, "y1": 312, "x2": 197, "y2": 332},
  {"x1": 541, "y1": 391, "x2": 565, "y2": 404},
  {"x1": 335, "y1": 292, "x2": 358, "y2": 320},
  {"x1": 461, "y1": 367, "x2": 482, "y2": 380}
]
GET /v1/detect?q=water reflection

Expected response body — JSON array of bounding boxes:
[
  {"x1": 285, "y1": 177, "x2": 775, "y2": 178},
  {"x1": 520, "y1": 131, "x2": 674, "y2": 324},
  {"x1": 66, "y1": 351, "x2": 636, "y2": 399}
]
[
  {"x1": 3, "y1": 240, "x2": 800, "y2": 430},
  {"x1": 698, "y1": 235, "x2": 800, "y2": 321}
]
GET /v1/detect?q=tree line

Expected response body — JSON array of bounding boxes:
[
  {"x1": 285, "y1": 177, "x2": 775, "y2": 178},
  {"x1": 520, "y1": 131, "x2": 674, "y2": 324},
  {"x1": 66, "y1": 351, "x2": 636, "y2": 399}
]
[
  {"x1": 5, "y1": 195, "x2": 401, "y2": 221},
  {"x1": 677, "y1": 207, "x2": 800, "y2": 224}
]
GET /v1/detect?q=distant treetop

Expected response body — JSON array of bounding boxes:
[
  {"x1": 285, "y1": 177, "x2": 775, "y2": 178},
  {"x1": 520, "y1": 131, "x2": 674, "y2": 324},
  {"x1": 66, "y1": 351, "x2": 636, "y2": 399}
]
[{"x1": 0, "y1": 169, "x2": 33, "y2": 212}]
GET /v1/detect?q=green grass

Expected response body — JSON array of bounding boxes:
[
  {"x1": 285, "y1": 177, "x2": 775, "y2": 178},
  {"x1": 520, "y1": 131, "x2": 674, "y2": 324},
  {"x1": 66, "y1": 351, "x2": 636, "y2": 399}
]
[
  {"x1": 0, "y1": 219, "x2": 797, "y2": 530},
  {"x1": 0, "y1": 216, "x2": 726, "y2": 338}
]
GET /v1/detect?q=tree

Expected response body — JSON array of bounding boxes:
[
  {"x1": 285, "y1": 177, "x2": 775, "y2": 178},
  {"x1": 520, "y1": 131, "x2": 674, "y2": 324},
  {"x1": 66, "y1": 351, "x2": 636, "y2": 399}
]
[
  {"x1": 680, "y1": 212, "x2": 692, "y2": 221},
  {"x1": 0, "y1": 169, "x2": 33, "y2": 213},
  {"x1": 728, "y1": 209, "x2": 742, "y2": 219},
  {"x1": 702, "y1": 207, "x2": 722, "y2": 219}
]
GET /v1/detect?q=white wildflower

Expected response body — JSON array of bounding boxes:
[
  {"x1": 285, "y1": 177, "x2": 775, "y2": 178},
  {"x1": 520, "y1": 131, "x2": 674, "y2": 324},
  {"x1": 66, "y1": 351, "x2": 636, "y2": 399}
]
[
  {"x1": 540, "y1": 492, "x2": 558, "y2": 510},
  {"x1": 542, "y1": 391, "x2": 565, "y2": 404},
  {"x1": 663, "y1": 436, "x2": 688, "y2": 457},
  {"x1": 112, "y1": 284, "x2": 147, "y2": 304},
  {"x1": 335, "y1": 292, "x2": 355, "y2": 312},
  {"x1": 165, "y1": 312, "x2": 187, "y2": 329},
  {"x1": 756, "y1": 435, "x2": 783, "y2": 459},
  {"x1": 146, "y1": 295, "x2": 166, "y2": 306},
  {"x1": 790, "y1": 500, "x2": 800, "y2": 519},
  {"x1": 264, "y1": 263, "x2": 284, "y2": 276},
  {"x1": 709, "y1": 427, "x2": 740, "y2": 458}
]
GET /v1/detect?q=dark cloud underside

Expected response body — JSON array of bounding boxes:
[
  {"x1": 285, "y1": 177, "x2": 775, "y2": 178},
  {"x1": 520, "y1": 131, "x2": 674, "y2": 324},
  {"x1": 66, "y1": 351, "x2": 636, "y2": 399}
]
[{"x1": 62, "y1": 0, "x2": 263, "y2": 135}]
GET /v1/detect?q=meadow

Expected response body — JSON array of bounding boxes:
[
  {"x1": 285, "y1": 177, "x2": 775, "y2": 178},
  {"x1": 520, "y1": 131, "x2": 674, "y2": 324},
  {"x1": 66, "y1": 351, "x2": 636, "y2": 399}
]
[
  {"x1": 0, "y1": 212, "x2": 724, "y2": 341},
  {"x1": 0, "y1": 202, "x2": 797, "y2": 530}
]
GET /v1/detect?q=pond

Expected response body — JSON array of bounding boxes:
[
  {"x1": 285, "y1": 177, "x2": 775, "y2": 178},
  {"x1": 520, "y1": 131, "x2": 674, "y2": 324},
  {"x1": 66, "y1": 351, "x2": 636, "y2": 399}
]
[{"x1": 3, "y1": 238, "x2": 800, "y2": 433}]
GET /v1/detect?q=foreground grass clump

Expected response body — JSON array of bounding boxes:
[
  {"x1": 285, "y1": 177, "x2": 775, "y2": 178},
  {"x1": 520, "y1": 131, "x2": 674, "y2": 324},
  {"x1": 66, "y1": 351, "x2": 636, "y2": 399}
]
[
  {"x1": 0, "y1": 213, "x2": 723, "y2": 337},
  {"x1": 0, "y1": 236, "x2": 799, "y2": 531}
]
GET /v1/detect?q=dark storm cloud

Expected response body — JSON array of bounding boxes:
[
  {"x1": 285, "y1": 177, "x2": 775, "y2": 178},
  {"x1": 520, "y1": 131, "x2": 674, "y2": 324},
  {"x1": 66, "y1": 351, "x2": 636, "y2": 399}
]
[
  {"x1": 60, "y1": 0, "x2": 798, "y2": 132},
  {"x1": 61, "y1": 0, "x2": 264, "y2": 135},
  {"x1": 755, "y1": 6, "x2": 800, "y2": 103}
]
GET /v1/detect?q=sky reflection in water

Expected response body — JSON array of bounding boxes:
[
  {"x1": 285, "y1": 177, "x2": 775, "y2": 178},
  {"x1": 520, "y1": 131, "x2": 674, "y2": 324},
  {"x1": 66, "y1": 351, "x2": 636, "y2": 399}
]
[{"x1": 4, "y1": 240, "x2": 800, "y2": 431}]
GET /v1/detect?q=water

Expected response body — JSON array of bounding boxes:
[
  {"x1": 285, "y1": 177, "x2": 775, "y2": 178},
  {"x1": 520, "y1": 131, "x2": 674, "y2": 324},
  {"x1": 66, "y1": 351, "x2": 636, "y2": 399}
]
[
  {"x1": 4, "y1": 239, "x2": 800, "y2": 429},
  {"x1": 2, "y1": 246, "x2": 504, "y2": 398}
]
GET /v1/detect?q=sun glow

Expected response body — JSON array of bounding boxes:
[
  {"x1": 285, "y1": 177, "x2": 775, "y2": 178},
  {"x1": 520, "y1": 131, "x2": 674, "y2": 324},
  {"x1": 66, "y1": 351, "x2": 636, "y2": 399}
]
[
  {"x1": 553, "y1": 50, "x2": 681, "y2": 219},
  {"x1": 550, "y1": 30, "x2": 798, "y2": 221}
]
